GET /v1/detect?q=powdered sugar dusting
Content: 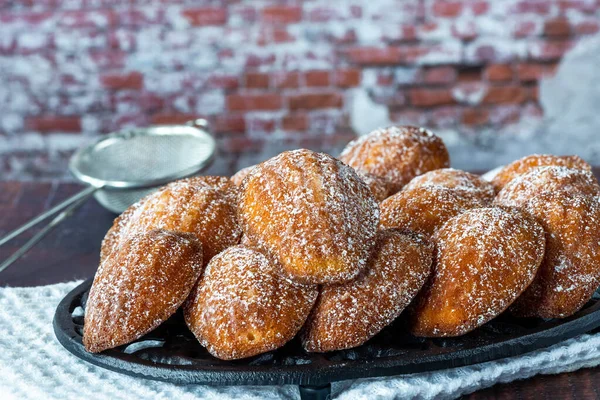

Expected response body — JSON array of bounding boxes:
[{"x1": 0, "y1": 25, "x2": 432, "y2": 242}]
[
  {"x1": 184, "y1": 245, "x2": 318, "y2": 360},
  {"x1": 507, "y1": 192, "x2": 600, "y2": 318},
  {"x1": 84, "y1": 229, "x2": 204, "y2": 353},
  {"x1": 380, "y1": 185, "x2": 485, "y2": 237},
  {"x1": 404, "y1": 168, "x2": 495, "y2": 204},
  {"x1": 355, "y1": 170, "x2": 391, "y2": 202},
  {"x1": 410, "y1": 207, "x2": 545, "y2": 337},
  {"x1": 494, "y1": 166, "x2": 600, "y2": 208},
  {"x1": 302, "y1": 230, "x2": 433, "y2": 352},
  {"x1": 492, "y1": 154, "x2": 592, "y2": 191},
  {"x1": 239, "y1": 149, "x2": 379, "y2": 284},
  {"x1": 101, "y1": 177, "x2": 242, "y2": 264},
  {"x1": 339, "y1": 126, "x2": 450, "y2": 193},
  {"x1": 230, "y1": 165, "x2": 256, "y2": 187}
]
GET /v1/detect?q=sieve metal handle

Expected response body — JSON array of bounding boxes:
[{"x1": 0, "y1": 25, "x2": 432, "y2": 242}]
[
  {"x1": 0, "y1": 185, "x2": 98, "y2": 273},
  {"x1": 0, "y1": 185, "x2": 99, "y2": 247}
]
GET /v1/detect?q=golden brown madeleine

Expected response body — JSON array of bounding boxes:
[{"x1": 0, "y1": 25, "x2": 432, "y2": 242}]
[
  {"x1": 502, "y1": 193, "x2": 600, "y2": 318},
  {"x1": 183, "y1": 175, "x2": 239, "y2": 204},
  {"x1": 339, "y1": 126, "x2": 450, "y2": 194},
  {"x1": 491, "y1": 154, "x2": 592, "y2": 192},
  {"x1": 355, "y1": 170, "x2": 392, "y2": 202},
  {"x1": 230, "y1": 164, "x2": 256, "y2": 186},
  {"x1": 84, "y1": 229, "x2": 204, "y2": 353},
  {"x1": 494, "y1": 166, "x2": 600, "y2": 207},
  {"x1": 410, "y1": 207, "x2": 545, "y2": 337},
  {"x1": 404, "y1": 168, "x2": 495, "y2": 205},
  {"x1": 184, "y1": 245, "x2": 318, "y2": 360},
  {"x1": 239, "y1": 149, "x2": 379, "y2": 284},
  {"x1": 100, "y1": 178, "x2": 241, "y2": 264},
  {"x1": 379, "y1": 186, "x2": 484, "y2": 237},
  {"x1": 302, "y1": 230, "x2": 433, "y2": 352}
]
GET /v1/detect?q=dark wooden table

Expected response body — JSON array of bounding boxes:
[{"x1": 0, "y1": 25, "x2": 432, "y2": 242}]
[{"x1": 1, "y1": 180, "x2": 599, "y2": 399}]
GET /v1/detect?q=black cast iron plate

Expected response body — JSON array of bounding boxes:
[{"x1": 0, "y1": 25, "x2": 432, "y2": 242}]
[{"x1": 54, "y1": 278, "x2": 600, "y2": 388}]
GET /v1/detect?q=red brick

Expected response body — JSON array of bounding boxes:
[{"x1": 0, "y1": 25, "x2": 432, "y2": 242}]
[
  {"x1": 120, "y1": 8, "x2": 162, "y2": 26},
  {"x1": 282, "y1": 114, "x2": 308, "y2": 131},
  {"x1": 346, "y1": 47, "x2": 402, "y2": 65},
  {"x1": 517, "y1": 63, "x2": 543, "y2": 82},
  {"x1": 304, "y1": 70, "x2": 330, "y2": 87},
  {"x1": 272, "y1": 27, "x2": 295, "y2": 43},
  {"x1": 206, "y1": 74, "x2": 239, "y2": 90},
  {"x1": 345, "y1": 46, "x2": 427, "y2": 65},
  {"x1": 213, "y1": 115, "x2": 246, "y2": 134},
  {"x1": 247, "y1": 116, "x2": 277, "y2": 133},
  {"x1": 26, "y1": 116, "x2": 81, "y2": 133},
  {"x1": 419, "y1": 66, "x2": 457, "y2": 84},
  {"x1": 513, "y1": 20, "x2": 540, "y2": 38},
  {"x1": 272, "y1": 72, "x2": 300, "y2": 88},
  {"x1": 409, "y1": 88, "x2": 455, "y2": 107},
  {"x1": 574, "y1": 20, "x2": 599, "y2": 35},
  {"x1": 528, "y1": 40, "x2": 573, "y2": 61},
  {"x1": 482, "y1": 86, "x2": 527, "y2": 104},
  {"x1": 462, "y1": 108, "x2": 489, "y2": 126},
  {"x1": 558, "y1": 0, "x2": 597, "y2": 12},
  {"x1": 227, "y1": 94, "x2": 282, "y2": 111},
  {"x1": 288, "y1": 93, "x2": 343, "y2": 110},
  {"x1": 182, "y1": 8, "x2": 227, "y2": 26},
  {"x1": 515, "y1": 1, "x2": 551, "y2": 14},
  {"x1": 517, "y1": 63, "x2": 557, "y2": 82},
  {"x1": 485, "y1": 64, "x2": 513, "y2": 82},
  {"x1": 528, "y1": 85, "x2": 540, "y2": 102},
  {"x1": 262, "y1": 6, "x2": 302, "y2": 24},
  {"x1": 432, "y1": 1, "x2": 463, "y2": 17},
  {"x1": 307, "y1": 7, "x2": 340, "y2": 22},
  {"x1": 244, "y1": 72, "x2": 269, "y2": 89},
  {"x1": 334, "y1": 69, "x2": 361, "y2": 87},
  {"x1": 470, "y1": 1, "x2": 490, "y2": 15},
  {"x1": 245, "y1": 53, "x2": 276, "y2": 68},
  {"x1": 101, "y1": 72, "x2": 143, "y2": 90},
  {"x1": 489, "y1": 105, "x2": 521, "y2": 124},
  {"x1": 544, "y1": 18, "x2": 571, "y2": 37},
  {"x1": 150, "y1": 114, "x2": 197, "y2": 125},
  {"x1": 222, "y1": 137, "x2": 265, "y2": 153}
]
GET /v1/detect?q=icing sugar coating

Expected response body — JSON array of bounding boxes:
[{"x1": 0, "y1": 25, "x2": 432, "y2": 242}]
[
  {"x1": 507, "y1": 192, "x2": 600, "y2": 318},
  {"x1": 494, "y1": 166, "x2": 600, "y2": 207},
  {"x1": 84, "y1": 229, "x2": 204, "y2": 353},
  {"x1": 302, "y1": 230, "x2": 433, "y2": 352},
  {"x1": 355, "y1": 170, "x2": 392, "y2": 202},
  {"x1": 101, "y1": 177, "x2": 242, "y2": 265},
  {"x1": 184, "y1": 245, "x2": 318, "y2": 360},
  {"x1": 404, "y1": 168, "x2": 495, "y2": 205},
  {"x1": 183, "y1": 175, "x2": 239, "y2": 205},
  {"x1": 239, "y1": 149, "x2": 379, "y2": 284},
  {"x1": 491, "y1": 154, "x2": 592, "y2": 192},
  {"x1": 410, "y1": 207, "x2": 545, "y2": 337},
  {"x1": 380, "y1": 185, "x2": 484, "y2": 237},
  {"x1": 339, "y1": 126, "x2": 450, "y2": 194},
  {"x1": 231, "y1": 165, "x2": 256, "y2": 187}
]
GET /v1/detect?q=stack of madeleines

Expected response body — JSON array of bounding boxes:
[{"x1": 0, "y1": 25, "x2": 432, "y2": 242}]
[{"x1": 83, "y1": 125, "x2": 600, "y2": 360}]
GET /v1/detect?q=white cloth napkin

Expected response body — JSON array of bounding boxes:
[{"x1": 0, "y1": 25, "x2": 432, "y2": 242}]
[{"x1": 2, "y1": 281, "x2": 600, "y2": 400}]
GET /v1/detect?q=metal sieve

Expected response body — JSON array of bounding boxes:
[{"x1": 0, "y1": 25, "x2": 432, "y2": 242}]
[{"x1": 0, "y1": 119, "x2": 216, "y2": 272}]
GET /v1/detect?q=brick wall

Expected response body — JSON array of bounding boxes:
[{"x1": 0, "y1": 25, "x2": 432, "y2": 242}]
[{"x1": 1, "y1": 0, "x2": 599, "y2": 180}]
